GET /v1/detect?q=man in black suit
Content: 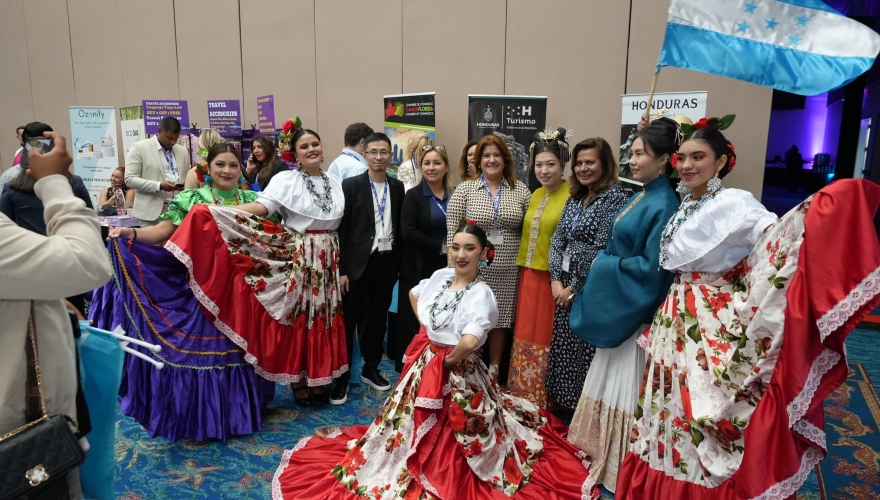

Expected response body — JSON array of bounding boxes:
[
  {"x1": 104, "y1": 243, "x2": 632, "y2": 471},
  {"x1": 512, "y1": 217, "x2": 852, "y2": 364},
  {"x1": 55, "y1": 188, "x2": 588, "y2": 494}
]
[{"x1": 331, "y1": 133, "x2": 405, "y2": 405}]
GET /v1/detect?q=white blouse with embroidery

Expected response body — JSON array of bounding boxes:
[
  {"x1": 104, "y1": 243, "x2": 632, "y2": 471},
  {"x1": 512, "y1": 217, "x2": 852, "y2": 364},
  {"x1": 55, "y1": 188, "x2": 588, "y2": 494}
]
[
  {"x1": 256, "y1": 170, "x2": 345, "y2": 233},
  {"x1": 663, "y1": 188, "x2": 778, "y2": 273},
  {"x1": 411, "y1": 268, "x2": 498, "y2": 348}
]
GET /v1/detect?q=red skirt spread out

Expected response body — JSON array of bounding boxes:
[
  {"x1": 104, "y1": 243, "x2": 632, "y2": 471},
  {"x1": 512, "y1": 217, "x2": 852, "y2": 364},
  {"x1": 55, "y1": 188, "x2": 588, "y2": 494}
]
[
  {"x1": 273, "y1": 327, "x2": 600, "y2": 499},
  {"x1": 616, "y1": 179, "x2": 880, "y2": 499},
  {"x1": 166, "y1": 204, "x2": 348, "y2": 386}
]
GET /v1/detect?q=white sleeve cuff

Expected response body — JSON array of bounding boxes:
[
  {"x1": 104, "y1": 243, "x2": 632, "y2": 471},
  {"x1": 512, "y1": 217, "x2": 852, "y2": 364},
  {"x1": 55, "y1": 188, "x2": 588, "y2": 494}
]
[{"x1": 256, "y1": 193, "x2": 280, "y2": 215}]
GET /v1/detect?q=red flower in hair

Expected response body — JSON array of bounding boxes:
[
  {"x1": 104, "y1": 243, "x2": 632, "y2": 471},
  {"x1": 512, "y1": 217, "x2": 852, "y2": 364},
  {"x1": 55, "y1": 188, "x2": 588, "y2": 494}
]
[
  {"x1": 486, "y1": 246, "x2": 496, "y2": 263},
  {"x1": 670, "y1": 154, "x2": 679, "y2": 169},
  {"x1": 693, "y1": 118, "x2": 710, "y2": 130},
  {"x1": 467, "y1": 219, "x2": 477, "y2": 226},
  {"x1": 280, "y1": 151, "x2": 296, "y2": 164},
  {"x1": 282, "y1": 119, "x2": 296, "y2": 134}
]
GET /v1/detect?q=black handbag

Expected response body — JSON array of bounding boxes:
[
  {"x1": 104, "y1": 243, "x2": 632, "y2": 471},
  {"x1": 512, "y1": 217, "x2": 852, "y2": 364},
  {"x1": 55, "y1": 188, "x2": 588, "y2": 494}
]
[{"x1": 0, "y1": 303, "x2": 86, "y2": 500}]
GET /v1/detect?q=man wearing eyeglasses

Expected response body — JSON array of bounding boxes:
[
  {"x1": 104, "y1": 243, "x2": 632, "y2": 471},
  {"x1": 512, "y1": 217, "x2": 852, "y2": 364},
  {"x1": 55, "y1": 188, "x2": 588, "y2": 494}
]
[{"x1": 332, "y1": 133, "x2": 404, "y2": 405}]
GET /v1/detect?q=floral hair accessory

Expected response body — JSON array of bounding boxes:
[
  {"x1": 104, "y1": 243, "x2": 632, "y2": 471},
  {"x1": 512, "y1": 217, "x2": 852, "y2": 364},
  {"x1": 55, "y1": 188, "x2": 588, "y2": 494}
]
[
  {"x1": 726, "y1": 142, "x2": 737, "y2": 171},
  {"x1": 536, "y1": 128, "x2": 574, "y2": 143},
  {"x1": 277, "y1": 116, "x2": 303, "y2": 164},
  {"x1": 679, "y1": 114, "x2": 736, "y2": 136},
  {"x1": 194, "y1": 148, "x2": 209, "y2": 183}
]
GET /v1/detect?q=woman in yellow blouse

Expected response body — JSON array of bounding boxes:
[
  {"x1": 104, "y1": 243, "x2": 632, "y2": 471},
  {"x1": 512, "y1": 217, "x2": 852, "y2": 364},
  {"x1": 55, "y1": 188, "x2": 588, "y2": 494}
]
[{"x1": 507, "y1": 129, "x2": 571, "y2": 407}]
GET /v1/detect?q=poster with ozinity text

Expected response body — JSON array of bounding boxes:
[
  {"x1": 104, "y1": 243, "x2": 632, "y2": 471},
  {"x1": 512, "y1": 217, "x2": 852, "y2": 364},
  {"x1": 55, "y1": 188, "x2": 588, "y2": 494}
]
[
  {"x1": 120, "y1": 105, "x2": 145, "y2": 161},
  {"x1": 143, "y1": 100, "x2": 189, "y2": 135},
  {"x1": 208, "y1": 99, "x2": 242, "y2": 137},
  {"x1": 69, "y1": 106, "x2": 118, "y2": 207},
  {"x1": 257, "y1": 95, "x2": 276, "y2": 136},
  {"x1": 468, "y1": 95, "x2": 547, "y2": 192},
  {"x1": 383, "y1": 92, "x2": 435, "y2": 178},
  {"x1": 619, "y1": 91, "x2": 707, "y2": 188}
]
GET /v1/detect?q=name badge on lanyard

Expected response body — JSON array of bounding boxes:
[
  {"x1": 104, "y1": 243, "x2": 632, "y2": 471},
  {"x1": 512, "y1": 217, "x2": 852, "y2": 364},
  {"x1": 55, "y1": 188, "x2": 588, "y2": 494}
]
[
  {"x1": 371, "y1": 177, "x2": 390, "y2": 251},
  {"x1": 562, "y1": 249, "x2": 571, "y2": 273},
  {"x1": 378, "y1": 237, "x2": 393, "y2": 252},
  {"x1": 481, "y1": 175, "x2": 504, "y2": 246},
  {"x1": 487, "y1": 231, "x2": 504, "y2": 246}
]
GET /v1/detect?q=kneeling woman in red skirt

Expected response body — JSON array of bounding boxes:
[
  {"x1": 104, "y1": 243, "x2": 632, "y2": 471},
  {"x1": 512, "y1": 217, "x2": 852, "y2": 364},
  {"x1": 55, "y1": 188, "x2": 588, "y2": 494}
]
[{"x1": 272, "y1": 223, "x2": 599, "y2": 499}]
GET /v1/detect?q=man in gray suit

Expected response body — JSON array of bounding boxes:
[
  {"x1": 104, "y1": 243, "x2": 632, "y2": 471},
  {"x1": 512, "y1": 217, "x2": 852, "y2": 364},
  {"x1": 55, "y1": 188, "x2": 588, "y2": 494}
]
[{"x1": 125, "y1": 117, "x2": 192, "y2": 226}]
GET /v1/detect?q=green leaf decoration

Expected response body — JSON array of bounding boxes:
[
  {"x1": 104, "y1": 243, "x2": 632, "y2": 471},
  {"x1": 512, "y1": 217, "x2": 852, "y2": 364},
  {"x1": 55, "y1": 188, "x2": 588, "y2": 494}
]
[
  {"x1": 294, "y1": 116, "x2": 302, "y2": 128},
  {"x1": 690, "y1": 426, "x2": 705, "y2": 446},
  {"x1": 679, "y1": 123, "x2": 694, "y2": 136},
  {"x1": 718, "y1": 114, "x2": 736, "y2": 130},
  {"x1": 687, "y1": 324, "x2": 702, "y2": 343}
]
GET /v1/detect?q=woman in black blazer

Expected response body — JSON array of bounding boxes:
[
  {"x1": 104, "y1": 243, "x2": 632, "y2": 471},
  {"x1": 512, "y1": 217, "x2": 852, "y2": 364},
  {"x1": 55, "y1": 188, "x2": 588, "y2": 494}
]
[{"x1": 389, "y1": 145, "x2": 452, "y2": 371}]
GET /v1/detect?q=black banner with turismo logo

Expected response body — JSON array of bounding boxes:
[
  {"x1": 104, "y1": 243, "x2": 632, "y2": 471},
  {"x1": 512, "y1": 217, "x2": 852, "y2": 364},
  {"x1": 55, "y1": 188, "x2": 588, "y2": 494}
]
[{"x1": 467, "y1": 95, "x2": 547, "y2": 192}]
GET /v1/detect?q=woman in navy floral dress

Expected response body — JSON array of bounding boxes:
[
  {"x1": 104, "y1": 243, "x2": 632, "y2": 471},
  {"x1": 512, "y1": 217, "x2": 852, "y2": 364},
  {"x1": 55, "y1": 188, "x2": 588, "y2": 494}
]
[{"x1": 545, "y1": 137, "x2": 628, "y2": 409}]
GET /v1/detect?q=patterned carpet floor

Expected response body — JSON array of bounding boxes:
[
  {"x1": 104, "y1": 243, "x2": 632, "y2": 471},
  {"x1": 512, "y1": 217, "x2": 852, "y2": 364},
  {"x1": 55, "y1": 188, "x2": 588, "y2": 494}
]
[{"x1": 114, "y1": 327, "x2": 880, "y2": 499}]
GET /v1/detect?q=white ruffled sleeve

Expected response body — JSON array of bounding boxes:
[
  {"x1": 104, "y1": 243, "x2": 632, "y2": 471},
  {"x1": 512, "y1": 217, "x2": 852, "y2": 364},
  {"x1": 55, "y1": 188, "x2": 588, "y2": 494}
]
[
  {"x1": 411, "y1": 278, "x2": 430, "y2": 298},
  {"x1": 458, "y1": 283, "x2": 498, "y2": 347},
  {"x1": 256, "y1": 188, "x2": 281, "y2": 214},
  {"x1": 665, "y1": 189, "x2": 778, "y2": 272}
]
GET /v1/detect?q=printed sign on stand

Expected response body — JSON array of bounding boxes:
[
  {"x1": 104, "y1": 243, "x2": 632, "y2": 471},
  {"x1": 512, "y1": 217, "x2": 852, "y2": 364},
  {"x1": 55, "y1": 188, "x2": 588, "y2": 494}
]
[
  {"x1": 257, "y1": 95, "x2": 276, "y2": 136},
  {"x1": 120, "y1": 105, "x2": 145, "y2": 161},
  {"x1": 142, "y1": 100, "x2": 189, "y2": 135},
  {"x1": 69, "y1": 106, "x2": 118, "y2": 207},
  {"x1": 383, "y1": 92, "x2": 436, "y2": 178},
  {"x1": 207, "y1": 99, "x2": 242, "y2": 137},
  {"x1": 618, "y1": 91, "x2": 707, "y2": 188},
  {"x1": 468, "y1": 95, "x2": 547, "y2": 192}
]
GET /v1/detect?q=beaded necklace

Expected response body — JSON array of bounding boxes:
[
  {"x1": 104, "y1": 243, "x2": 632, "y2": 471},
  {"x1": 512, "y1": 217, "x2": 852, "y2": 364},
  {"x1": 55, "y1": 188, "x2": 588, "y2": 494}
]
[
  {"x1": 298, "y1": 166, "x2": 334, "y2": 212},
  {"x1": 658, "y1": 186, "x2": 724, "y2": 267},
  {"x1": 428, "y1": 277, "x2": 478, "y2": 330}
]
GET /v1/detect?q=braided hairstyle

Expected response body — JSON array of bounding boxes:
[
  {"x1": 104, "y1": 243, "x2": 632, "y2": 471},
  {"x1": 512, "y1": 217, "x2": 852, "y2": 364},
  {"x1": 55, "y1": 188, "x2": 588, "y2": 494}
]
[{"x1": 682, "y1": 128, "x2": 737, "y2": 179}]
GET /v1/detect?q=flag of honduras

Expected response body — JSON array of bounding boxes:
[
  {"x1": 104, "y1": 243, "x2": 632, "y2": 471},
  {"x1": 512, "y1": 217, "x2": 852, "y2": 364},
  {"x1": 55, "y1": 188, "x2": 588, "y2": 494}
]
[{"x1": 659, "y1": 0, "x2": 880, "y2": 95}]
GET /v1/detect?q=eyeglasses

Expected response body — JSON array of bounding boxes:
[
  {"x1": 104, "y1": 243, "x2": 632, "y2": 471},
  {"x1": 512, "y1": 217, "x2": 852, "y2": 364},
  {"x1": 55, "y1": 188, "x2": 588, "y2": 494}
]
[
  {"x1": 421, "y1": 145, "x2": 446, "y2": 152},
  {"x1": 366, "y1": 150, "x2": 391, "y2": 157}
]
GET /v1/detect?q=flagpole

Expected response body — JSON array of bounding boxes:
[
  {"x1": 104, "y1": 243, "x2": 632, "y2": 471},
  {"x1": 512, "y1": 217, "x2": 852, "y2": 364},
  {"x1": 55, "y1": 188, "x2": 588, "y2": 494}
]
[{"x1": 643, "y1": 70, "x2": 660, "y2": 121}]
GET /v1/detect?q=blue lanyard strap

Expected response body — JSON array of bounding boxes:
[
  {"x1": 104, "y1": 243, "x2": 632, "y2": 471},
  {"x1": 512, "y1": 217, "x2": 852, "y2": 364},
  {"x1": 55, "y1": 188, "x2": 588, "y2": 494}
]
[
  {"x1": 341, "y1": 150, "x2": 365, "y2": 164},
  {"x1": 163, "y1": 149, "x2": 177, "y2": 178},
  {"x1": 569, "y1": 201, "x2": 585, "y2": 242},
  {"x1": 480, "y1": 175, "x2": 502, "y2": 221},
  {"x1": 431, "y1": 196, "x2": 448, "y2": 217},
  {"x1": 369, "y1": 177, "x2": 389, "y2": 230}
]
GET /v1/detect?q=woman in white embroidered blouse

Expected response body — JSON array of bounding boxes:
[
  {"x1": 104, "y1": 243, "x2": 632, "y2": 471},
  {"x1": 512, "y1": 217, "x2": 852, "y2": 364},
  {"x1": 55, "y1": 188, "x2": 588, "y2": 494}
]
[
  {"x1": 271, "y1": 223, "x2": 601, "y2": 498},
  {"x1": 616, "y1": 122, "x2": 880, "y2": 499}
]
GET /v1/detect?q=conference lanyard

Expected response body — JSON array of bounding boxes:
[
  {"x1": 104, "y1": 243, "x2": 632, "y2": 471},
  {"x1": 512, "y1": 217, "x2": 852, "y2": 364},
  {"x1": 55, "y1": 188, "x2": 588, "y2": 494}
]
[
  {"x1": 341, "y1": 150, "x2": 365, "y2": 164},
  {"x1": 480, "y1": 175, "x2": 502, "y2": 221},
  {"x1": 369, "y1": 177, "x2": 388, "y2": 230},
  {"x1": 569, "y1": 193, "x2": 597, "y2": 242},
  {"x1": 432, "y1": 196, "x2": 448, "y2": 217},
  {"x1": 163, "y1": 149, "x2": 178, "y2": 178}
]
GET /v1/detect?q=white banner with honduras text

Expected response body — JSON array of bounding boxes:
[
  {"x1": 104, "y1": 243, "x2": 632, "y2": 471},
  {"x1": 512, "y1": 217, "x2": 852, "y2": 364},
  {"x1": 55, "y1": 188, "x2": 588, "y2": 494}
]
[{"x1": 660, "y1": 0, "x2": 880, "y2": 95}]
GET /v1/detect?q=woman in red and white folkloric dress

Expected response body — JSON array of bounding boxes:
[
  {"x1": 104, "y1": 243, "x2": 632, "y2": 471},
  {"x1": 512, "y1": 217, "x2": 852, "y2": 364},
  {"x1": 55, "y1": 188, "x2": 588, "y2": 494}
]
[
  {"x1": 272, "y1": 224, "x2": 599, "y2": 499},
  {"x1": 615, "y1": 119, "x2": 880, "y2": 499},
  {"x1": 166, "y1": 122, "x2": 349, "y2": 405}
]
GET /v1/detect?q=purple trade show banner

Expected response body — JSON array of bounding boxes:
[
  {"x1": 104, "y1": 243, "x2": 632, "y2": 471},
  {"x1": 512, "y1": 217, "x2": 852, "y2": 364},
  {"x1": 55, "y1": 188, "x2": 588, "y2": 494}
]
[
  {"x1": 257, "y1": 95, "x2": 275, "y2": 135},
  {"x1": 143, "y1": 100, "x2": 189, "y2": 135},
  {"x1": 207, "y1": 99, "x2": 242, "y2": 137}
]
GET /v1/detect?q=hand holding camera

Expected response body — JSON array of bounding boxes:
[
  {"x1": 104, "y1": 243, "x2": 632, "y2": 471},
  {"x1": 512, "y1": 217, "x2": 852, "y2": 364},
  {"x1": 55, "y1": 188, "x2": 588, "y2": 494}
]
[{"x1": 25, "y1": 132, "x2": 72, "y2": 181}]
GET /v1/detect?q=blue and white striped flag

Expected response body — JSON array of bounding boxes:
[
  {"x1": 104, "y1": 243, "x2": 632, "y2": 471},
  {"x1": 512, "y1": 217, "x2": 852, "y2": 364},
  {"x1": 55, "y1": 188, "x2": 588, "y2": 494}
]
[{"x1": 660, "y1": 0, "x2": 880, "y2": 95}]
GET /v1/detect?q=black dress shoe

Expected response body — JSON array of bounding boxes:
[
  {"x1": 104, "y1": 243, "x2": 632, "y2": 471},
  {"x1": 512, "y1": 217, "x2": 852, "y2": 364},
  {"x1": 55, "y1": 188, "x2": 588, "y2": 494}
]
[
  {"x1": 312, "y1": 390, "x2": 329, "y2": 404},
  {"x1": 361, "y1": 368, "x2": 391, "y2": 391},
  {"x1": 294, "y1": 387, "x2": 313, "y2": 407},
  {"x1": 329, "y1": 381, "x2": 349, "y2": 406}
]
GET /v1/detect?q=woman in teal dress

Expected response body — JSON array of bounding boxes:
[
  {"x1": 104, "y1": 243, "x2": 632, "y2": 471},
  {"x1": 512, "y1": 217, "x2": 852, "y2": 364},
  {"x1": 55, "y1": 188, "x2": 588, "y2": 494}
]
[
  {"x1": 96, "y1": 143, "x2": 275, "y2": 442},
  {"x1": 565, "y1": 118, "x2": 680, "y2": 492}
]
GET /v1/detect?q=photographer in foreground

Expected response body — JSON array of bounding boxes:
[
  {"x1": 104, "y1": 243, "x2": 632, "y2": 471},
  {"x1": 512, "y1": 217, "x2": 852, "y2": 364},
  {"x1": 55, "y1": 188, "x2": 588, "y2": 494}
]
[{"x1": 0, "y1": 132, "x2": 112, "y2": 497}]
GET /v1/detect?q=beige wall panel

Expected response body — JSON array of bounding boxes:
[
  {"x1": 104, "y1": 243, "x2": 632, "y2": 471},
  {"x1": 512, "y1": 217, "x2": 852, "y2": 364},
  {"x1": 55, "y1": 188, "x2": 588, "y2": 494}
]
[
  {"x1": 117, "y1": 0, "x2": 179, "y2": 104},
  {"x1": 175, "y1": 0, "x2": 243, "y2": 129},
  {"x1": 23, "y1": 0, "x2": 77, "y2": 145},
  {"x1": 68, "y1": 0, "x2": 126, "y2": 165},
  {"x1": 402, "y1": 0, "x2": 506, "y2": 180},
  {"x1": 240, "y1": 0, "x2": 317, "y2": 136},
  {"x1": 506, "y1": 0, "x2": 629, "y2": 178},
  {"x1": 316, "y1": 0, "x2": 403, "y2": 157},
  {"x1": 0, "y1": 0, "x2": 34, "y2": 170},
  {"x1": 628, "y1": 0, "x2": 772, "y2": 199}
]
